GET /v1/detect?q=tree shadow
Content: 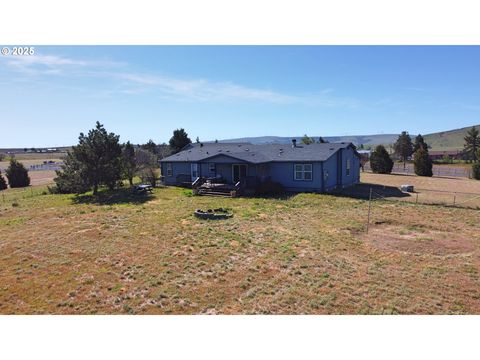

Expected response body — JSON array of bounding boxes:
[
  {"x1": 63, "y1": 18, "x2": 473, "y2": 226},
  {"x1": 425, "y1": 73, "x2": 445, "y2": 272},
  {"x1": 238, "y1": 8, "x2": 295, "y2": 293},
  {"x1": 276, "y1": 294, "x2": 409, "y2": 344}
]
[
  {"x1": 332, "y1": 183, "x2": 412, "y2": 200},
  {"x1": 71, "y1": 187, "x2": 155, "y2": 205}
]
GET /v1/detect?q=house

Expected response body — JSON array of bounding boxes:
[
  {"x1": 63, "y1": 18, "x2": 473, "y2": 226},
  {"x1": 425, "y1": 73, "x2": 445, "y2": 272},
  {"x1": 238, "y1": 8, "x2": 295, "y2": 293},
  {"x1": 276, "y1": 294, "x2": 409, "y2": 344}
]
[{"x1": 159, "y1": 140, "x2": 360, "y2": 193}]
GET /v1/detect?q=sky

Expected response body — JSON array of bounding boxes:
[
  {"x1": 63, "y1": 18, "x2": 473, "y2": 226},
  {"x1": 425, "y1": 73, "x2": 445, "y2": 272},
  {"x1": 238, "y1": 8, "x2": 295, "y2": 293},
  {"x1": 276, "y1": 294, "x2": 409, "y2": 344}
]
[{"x1": 0, "y1": 46, "x2": 480, "y2": 147}]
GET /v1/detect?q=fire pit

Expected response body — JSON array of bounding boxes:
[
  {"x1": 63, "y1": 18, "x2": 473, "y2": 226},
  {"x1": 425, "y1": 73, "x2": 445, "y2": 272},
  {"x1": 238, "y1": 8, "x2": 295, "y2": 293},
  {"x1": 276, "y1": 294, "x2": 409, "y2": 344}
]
[{"x1": 194, "y1": 208, "x2": 233, "y2": 220}]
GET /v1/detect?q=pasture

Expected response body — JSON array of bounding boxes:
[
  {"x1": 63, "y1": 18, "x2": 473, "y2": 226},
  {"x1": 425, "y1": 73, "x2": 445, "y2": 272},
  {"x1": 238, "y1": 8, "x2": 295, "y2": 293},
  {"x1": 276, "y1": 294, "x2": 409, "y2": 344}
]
[{"x1": 0, "y1": 183, "x2": 479, "y2": 314}]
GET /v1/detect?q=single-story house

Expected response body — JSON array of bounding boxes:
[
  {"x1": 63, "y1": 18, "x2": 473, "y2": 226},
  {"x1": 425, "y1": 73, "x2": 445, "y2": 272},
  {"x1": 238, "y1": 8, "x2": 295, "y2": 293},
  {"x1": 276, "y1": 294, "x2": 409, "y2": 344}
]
[{"x1": 159, "y1": 140, "x2": 360, "y2": 193}]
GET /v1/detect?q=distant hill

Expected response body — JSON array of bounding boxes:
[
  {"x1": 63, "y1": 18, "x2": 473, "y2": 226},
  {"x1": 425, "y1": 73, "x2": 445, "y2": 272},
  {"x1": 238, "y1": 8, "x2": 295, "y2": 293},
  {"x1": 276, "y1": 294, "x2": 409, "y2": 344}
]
[
  {"x1": 221, "y1": 124, "x2": 480, "y2": 150},
  {"x1": 220, "y1": 134, "x2": 398, "y2": 147},
  {"x1": 423, "y1": 124, "x2": 480, "y2": 151}
]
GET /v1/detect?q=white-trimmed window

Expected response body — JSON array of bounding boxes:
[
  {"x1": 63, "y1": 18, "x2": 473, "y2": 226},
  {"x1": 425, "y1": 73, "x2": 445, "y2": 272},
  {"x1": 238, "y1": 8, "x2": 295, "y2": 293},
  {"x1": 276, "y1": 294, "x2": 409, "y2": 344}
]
[
  {"x1": 209, "y1": 163, "x2": 216, "y2": 173},
  {"x1": 166, "y1": 163, "x2": 173, "y2": 177},
  {"x1": 346, "y1": 159, "x2": 351, "y2": 176},
  {"x1": 294, "y1": 164, "x2": 312, "y2": 181}
]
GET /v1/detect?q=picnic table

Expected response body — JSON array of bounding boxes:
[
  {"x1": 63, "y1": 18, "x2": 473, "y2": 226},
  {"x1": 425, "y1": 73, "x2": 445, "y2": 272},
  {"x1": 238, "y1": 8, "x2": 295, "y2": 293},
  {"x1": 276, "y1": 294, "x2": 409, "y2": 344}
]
[{"x1": 134, "y1": 184, "x2": 154, "y2": 194}]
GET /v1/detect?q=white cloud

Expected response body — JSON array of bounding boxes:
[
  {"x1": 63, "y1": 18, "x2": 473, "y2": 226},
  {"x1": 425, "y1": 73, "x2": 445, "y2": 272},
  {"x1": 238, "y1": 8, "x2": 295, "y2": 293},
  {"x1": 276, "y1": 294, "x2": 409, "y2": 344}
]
[{"x1": 1, "y1": 52, "x2": 360, "y2": 108}]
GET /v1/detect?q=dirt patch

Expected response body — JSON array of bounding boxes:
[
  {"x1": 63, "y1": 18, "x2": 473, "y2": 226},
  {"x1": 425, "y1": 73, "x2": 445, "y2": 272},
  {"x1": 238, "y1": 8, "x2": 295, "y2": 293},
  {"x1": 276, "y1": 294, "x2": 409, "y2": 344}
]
[{"x1": 364, "y1": 225, "x2": 475, "y2": 256}]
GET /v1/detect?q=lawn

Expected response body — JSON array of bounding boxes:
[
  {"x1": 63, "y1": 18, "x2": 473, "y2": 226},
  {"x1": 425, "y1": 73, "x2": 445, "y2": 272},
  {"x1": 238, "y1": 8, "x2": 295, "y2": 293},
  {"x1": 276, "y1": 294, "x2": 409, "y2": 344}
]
[{"x1": 0, "y1": 186, "x2": 479, "y2": 314}]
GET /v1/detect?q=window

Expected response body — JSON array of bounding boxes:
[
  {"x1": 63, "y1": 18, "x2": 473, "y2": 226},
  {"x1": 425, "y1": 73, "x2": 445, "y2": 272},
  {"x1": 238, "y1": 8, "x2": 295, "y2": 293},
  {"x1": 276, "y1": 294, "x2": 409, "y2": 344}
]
[
  {"x1": 209, "y1": 163, "x2": 216, "y2": 173},
  {"x1": 294, "y1": 164, "x2": 312, "y2": 181},
  {"x1": 346, "y1": 159, "x2": 351, "y2": 176},
  {"x1": 166, "y1": 163, "x2": 172, "y2": 177}
]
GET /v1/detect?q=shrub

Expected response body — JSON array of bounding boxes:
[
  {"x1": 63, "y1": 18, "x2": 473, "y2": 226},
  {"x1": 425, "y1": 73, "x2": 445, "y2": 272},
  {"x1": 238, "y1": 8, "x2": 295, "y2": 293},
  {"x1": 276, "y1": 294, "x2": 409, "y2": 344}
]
[
  {"x1": 473, "y1": 162, "x2": 480, "y2": 180},
  {"x1": 413, "y1": 147, "x2": 433, "y2": 177},
  {"x1": 5, "y1": 159, "x2": 30, "y2": 188},
  {"x1": 370, "y1": 145, "x2": 393, "y2": 174},
  {"x1": 0, "y1": 170, "x2": 7, "y2": 190}
]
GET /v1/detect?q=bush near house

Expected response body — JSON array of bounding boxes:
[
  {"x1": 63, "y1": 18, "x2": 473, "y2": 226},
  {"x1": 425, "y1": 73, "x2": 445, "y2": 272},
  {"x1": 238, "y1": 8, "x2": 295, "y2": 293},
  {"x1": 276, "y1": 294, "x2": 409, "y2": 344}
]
[
  {"x1": 414, "y1": 147, "x2": 433, "y2": 177},
  {"x1": 370, "y1": 145, "x2": 393, "y2": 174},
  {"x1": 5, "y1": 159, "x2": 30, "y2": 188}
]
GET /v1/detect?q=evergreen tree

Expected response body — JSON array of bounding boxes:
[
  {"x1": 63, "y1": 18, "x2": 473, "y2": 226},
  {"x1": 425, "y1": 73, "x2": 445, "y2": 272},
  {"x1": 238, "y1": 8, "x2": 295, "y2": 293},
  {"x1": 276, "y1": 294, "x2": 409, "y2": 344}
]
[
  {"x1": 370, "y1": 145, "x2": 393, "y2": 174},
  {"x1": 122, "y1": 141, "x2": 137, "y2": 186},
  {"x1": 195, "y1": 136, "x2": 200, "y2": 143},
  {"x1": 52, "y1": 152, "x2": 90, "y2": 194},
  {"x1": 5, "y1": 159, "x2": 31, "y2": 188},
  {"x1": 472, "y1": 162, "x2": 480, "y2": 180},
  {"x1": 0, "y1": 170, "x2": 7, "y2": 190},
  {"x1": 463, "y1": 126, "x2": 479, "y2": 162},
  {"x1": 54, "y1": 122, "x2": 123, "y2": 195},
  {"x1": 169, "y1": 128, "x2": 192, "y2": 153},
  {"x1": 413, "y1": 147, "x2": 433, "y2": 177},
  {"x1": 141, "y1": 139, "x2": 158, "y2": 155},
  {"x1": 301, "y1": 134, "x2": 314, "y2": 145},
  {"x1": 394, "y1": 131, "x2": 414, "y2": 170},
  {"x1": 413, "y1": 134, "x2": 428, "y2": 153}
]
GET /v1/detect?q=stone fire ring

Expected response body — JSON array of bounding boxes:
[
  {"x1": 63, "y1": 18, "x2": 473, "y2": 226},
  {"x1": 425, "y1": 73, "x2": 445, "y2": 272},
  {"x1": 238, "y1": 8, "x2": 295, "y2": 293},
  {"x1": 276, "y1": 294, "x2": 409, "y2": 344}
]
[{"x1": 194, "y1": 208, "x2": 233, "y2": 220}]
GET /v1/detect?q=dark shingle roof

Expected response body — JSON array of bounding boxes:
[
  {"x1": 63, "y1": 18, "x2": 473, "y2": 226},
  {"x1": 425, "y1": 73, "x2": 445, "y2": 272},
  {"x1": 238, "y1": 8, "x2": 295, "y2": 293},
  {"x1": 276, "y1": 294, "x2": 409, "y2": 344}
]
[{"x1": 161, "y1": 142, "x2": 357, "y2": 164}]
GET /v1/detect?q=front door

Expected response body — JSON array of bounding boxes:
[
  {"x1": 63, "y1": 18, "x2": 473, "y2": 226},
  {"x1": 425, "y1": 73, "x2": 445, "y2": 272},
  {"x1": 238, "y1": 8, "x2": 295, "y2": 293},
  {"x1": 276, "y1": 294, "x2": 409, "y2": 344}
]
[
  {"x1": 232, "y1": 164, "x2": 247, "y2": 183},
  {"x1": 191, "y1": 163, "x2": 199, "y2": 181}
]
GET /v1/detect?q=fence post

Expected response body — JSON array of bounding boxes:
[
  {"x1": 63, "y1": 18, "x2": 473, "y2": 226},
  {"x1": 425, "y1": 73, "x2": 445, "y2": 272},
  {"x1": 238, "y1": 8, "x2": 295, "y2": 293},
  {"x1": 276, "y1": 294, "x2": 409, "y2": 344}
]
[
  {"x1": 366, "y1": 187, "x2": 373, "y2": 234},
  {"x1": 416, "y1": 193, "x2": 419, "y2": 204},
  {"x1": 453, "y1": 195, "x2": 456, "y2": 206}
]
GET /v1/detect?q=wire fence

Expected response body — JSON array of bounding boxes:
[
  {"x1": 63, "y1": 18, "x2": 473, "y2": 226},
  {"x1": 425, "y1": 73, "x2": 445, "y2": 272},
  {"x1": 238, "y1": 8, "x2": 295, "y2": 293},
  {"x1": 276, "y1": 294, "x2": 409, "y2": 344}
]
[
  {"x1": 363, "y1": 163, "x2": 472, "y2": 178},
  {"x1": 346, "y1": 184, "x2": 480, "y2": 214}
]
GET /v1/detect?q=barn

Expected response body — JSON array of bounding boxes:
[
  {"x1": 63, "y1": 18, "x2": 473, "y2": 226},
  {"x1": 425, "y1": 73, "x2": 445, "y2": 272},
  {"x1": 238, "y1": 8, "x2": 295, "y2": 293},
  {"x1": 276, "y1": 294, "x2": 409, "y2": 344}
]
[{"x1": 160, "y1": 140, "x2": 361, "y2": 194}]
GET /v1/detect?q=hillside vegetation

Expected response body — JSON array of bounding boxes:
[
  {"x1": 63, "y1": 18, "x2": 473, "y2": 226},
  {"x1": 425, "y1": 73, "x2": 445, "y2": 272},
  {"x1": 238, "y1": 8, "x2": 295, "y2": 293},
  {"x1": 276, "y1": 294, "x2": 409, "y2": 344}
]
[
  {"x1": 424, "y1": 124, "x2": 480, "y2": 151},
  {"x1": 221, "y1": 124, "x2": 480, "y2": 150}
]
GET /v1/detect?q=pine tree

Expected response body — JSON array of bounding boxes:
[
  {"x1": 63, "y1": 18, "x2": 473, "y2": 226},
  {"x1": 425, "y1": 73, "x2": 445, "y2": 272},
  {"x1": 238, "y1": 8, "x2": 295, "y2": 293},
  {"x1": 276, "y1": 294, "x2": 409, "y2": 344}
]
[
  {"x1": 122, "y1": 141, "x2": 137, "y2": 186},
  {"x1": 0, "y1": 170, "x2": 7, "y2": 190},
  {"x1": 394, "y1": 131, "x2": 414, "y2": 170},
  {"x1": 413, "y1": 134, "x2": 428, "y2": 153},
  {"x1": 463, "y1": 126, "x2": 479, "y2": 162},
  {"x1": 169, "y1": 128, "x2": 192, "y2": 153},
  {"x1": 370, "y1": 145, "x2": 394, "y2": 174},
  {"x1": 141, "y1": 139, "x2": 158, "y2": 155},
  {"x1": 301, "y1": 134, "x2": 314, "y2": 145},
  {"x1": 54, "y1": 122, "x2": 123, "y2": 195},
  {"x1": 413, "y1": 147, "x2": 433, "y2": 177},
  {"x1": 5, "y1": 159, "x2": 31, "y2": 188}
]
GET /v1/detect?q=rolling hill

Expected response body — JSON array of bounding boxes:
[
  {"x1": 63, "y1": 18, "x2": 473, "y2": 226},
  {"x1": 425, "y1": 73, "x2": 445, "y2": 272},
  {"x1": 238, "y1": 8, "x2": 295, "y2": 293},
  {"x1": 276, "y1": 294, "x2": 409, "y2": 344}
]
[{"x1": 221, "y1": 124, "x2": 480, "y2": 150}]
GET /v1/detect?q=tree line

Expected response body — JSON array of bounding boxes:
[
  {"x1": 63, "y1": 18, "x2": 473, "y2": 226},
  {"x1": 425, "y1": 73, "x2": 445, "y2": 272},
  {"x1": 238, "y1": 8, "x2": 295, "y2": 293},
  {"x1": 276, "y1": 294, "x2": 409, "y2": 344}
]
[
  {"x1": 369, "y1": 126, "x2": 480, "y2": 179},
  {"x1": 51, "y1": 123, "x2": 193, "y2": 194}
]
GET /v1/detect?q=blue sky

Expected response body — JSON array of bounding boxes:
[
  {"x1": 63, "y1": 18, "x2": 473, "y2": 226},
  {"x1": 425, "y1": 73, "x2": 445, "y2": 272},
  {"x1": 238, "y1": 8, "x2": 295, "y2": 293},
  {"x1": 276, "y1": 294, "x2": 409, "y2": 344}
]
[{"x1": 1, "y1": 46, "x2": 479, "y2": 147}]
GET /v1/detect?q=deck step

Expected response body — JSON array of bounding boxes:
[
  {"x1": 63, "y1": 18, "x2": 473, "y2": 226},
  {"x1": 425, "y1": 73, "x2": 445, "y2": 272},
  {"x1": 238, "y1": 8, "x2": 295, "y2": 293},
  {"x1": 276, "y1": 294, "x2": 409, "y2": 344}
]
[{"x1": 198, "y1": 191, "x2": 232, "y2": 197}]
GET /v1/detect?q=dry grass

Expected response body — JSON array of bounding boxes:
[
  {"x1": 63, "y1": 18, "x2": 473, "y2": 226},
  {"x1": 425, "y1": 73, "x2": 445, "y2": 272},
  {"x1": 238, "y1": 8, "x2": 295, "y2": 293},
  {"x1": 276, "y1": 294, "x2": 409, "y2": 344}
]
[
  {"x1": 1, "y1": 185, "x2": 479, "y2": 315},
  {"x1": 361, "y1": 172, "x2": 480, "y2": 208}
]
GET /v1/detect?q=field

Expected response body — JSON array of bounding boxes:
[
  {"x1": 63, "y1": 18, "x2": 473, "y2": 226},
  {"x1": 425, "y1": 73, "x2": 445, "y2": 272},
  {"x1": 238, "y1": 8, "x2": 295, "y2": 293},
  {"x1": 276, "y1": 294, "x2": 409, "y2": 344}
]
[
  {"x1": 1, "y1": 182, "x2": 480, "y2": 314},
  {"x1": 361, "y1": 172, "x2": 480, "y2": 208}
]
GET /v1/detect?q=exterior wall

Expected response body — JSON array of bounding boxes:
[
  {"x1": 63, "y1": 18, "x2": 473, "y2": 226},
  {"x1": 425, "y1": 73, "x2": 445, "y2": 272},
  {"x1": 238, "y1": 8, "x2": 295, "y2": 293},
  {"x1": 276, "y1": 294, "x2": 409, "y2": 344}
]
[
  {"x1": 268, "y1": 162, "x2": 323, "y2": 192},
  {"x1": 339, "y1": 147, "x2": 360, "y2": 188},
  {"x1": 322, "y1": 155, "x2": 339, "y2": 191},
  {"x1": 161, "y1": 162, "x2": 191, "y2": 185}
]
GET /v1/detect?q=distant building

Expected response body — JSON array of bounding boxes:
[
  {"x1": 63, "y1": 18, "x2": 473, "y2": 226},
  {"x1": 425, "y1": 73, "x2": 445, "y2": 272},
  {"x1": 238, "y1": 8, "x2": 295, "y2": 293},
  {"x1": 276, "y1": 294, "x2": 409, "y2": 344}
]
[{"x1": 428, "y1": 150, "x2": 464, "y2": 161}]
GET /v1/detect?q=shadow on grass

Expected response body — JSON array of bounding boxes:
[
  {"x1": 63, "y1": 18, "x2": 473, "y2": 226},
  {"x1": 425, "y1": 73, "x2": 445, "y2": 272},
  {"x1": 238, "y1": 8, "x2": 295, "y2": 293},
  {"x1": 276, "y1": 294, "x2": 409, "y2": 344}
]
[
  {"x1": 332, "y1": 183, "x2": 411, "y2": 200},
  {"x1": 71, "y1": 187, "x2": 155, "y2": 205}
]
